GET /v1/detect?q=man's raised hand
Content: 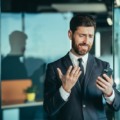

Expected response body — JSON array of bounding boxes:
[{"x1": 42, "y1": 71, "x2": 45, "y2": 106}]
[{"x1": 57, "y1": 66, "x2": 81, "y2": 93}]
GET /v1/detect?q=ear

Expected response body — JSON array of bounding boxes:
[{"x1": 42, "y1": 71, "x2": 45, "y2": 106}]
[{"x1": 68, "y1": 30, "x2": 72, "y2": 40}]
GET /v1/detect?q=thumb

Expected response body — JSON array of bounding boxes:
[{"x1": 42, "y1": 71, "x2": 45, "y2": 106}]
[{"x1": 57, "y1": 68, "x2": 63, "y2": 79}]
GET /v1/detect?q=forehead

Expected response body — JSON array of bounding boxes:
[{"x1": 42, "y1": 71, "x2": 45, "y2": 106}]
[{"x1": 76, "y1": 26, "x2": 95, "y2": 34}]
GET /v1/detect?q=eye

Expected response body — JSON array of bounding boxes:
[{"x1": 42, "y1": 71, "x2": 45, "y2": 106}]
[
  {"x1": 79, "y1": 34, "x2": 84, "y2": 37},
  {"x1": 89, "y1": 35, "x2": 94, "y2": 38}
]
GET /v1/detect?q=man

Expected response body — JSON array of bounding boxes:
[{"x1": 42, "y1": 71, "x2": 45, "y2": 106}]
[
  {"x1": 1, "y1": 30, "x2": 28, "y2": 80},
  {"x1": 43, "y1": 15, "x2": 120, "y2": 120}
]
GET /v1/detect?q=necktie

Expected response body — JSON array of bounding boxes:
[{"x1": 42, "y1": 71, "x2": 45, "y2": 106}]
[{"x1": 78, "y1": 58, "x2": 84, "y2": 86}]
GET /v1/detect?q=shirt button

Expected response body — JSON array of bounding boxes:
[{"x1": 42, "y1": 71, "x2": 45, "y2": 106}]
[{"x1": 83, "y1": 104, "x2": 86, "y2": 108}]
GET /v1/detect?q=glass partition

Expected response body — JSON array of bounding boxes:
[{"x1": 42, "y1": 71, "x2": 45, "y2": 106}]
[
  {"x1": 1, "y1": 12, "x2": 72, "y2": 100},
  {"x1": 1, "y1": 12, "x2": 72, "y2": 120},
  {"x1": 114, "y1": 7, "x2": 120, "y2": 120}
]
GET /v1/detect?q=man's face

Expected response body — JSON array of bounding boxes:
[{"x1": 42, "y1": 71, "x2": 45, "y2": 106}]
[{"x1": 69, "y1": 26, "x2": 95, "y2": 56}]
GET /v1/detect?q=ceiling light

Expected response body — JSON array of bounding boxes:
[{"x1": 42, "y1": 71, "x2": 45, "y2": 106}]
[
  {"x1": 116, "y1": 0, "x2": 120, "y2": 6},
  {"x1": 107, "y1": 17, "x2": 113, "y2": 26},
  {"x1": 51, "y1": 3, "x2": 107, "y2": 13}
]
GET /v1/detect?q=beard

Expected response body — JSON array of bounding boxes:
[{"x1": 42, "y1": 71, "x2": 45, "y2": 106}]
[{"x1": 72, "y1": 39, "x2": 92, "y2": 56}]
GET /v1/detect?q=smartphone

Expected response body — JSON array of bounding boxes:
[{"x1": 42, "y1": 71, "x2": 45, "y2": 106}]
[{"x1": 102, "y1": 67, "x2": 113, "y2": 77}]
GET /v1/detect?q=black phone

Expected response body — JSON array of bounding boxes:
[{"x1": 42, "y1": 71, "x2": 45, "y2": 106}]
[{"x1": 102, "y1": 67, "x2": 113, "y2": 77}]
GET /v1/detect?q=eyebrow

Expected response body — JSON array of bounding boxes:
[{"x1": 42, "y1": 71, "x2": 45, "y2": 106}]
[{"x1": 79, "y1": 33, "x2": 94, "y2": 36}]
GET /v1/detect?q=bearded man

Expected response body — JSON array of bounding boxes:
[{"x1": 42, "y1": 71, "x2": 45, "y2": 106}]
[{"x1": 43, "y1": 15, "x2": 120, "y2": 120}]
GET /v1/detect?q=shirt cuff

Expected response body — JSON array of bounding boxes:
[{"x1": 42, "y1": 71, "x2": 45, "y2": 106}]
[
  {"x1": 104, "y1": 90, "x2": 115, "y2": 104},
  {"x1": 59, "y1": 86, "x2": 70, "y2": 101}
]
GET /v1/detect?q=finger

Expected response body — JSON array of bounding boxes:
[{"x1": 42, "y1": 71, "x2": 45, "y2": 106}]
[
  {"x1": 66, "y1": 66, "x2": 73, "y2": 75},
  {"x1": 97, "y1": 77, "x2": 112, "y2": 89},
  {"x1": 73, "y1": 67, "x2": 80, "y2": 77},
  {"x1": 76, "y1": 71, "x2": 82, "y2": 80},
  {"x1": 72, "y1": 71, "x2": 81, "y2": 83},
  {"x1": 102, "y1": 74, "x2": 111, "y2": 82},
  {"x1": 70, "y1": 66, "x2": 78, "y2": 76},
  {"x1": 57, "y1": 68, "x2": 63, "y2": 79},
  {"x1": 103, "y1": 74, "x2": 113, "y2": 85},
  {"x1": 96, "y1": 78, "x2": 107, "y2": 89},
  {"x1": 71, "y1": 67, "x2": 80, "y2": 81},
  {"x1": 97, "y1": 76, "x2": 109, "y2": 86},
  {"x1": 96, "y1": 83, "x2": 104, "y2": 92}
]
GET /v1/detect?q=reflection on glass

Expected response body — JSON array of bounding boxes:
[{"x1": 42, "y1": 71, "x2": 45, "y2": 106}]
[
  {"x1": 1, "y1": 12, "x2": 73, "y2": 101},
  {"x1": 1, "y1": 31, "x2": 28, "y2": 80},
  {"x1": 114, "y1": 7, "x2": 120, "y2": 120},
  {"x1": 1, "y1": 13, "x2": 22, "y2": 56},
  {"x1": 114, "y1": 8, "x2": 120, "y2": 87},
  {"x1": 1, "y1": 13, "x2": 73, "y2": 120}
]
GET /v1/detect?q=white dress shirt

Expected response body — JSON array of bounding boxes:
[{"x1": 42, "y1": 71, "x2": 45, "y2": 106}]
[{"x1": 59, "y1": 51, "x2": 115, "y2": 104}]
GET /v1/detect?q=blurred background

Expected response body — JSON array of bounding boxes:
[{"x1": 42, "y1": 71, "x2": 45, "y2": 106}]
[{"x1": 1, "y1": 0, "x2": 120, "y2": 120}]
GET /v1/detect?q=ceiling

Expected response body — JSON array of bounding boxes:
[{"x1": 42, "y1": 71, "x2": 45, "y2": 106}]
[
  {"x1": 2, "y1": 0, "x2": 113, "y2": 28},
  {"x1": 2, "y1": 0, "x2": 112, "y2": 13}
]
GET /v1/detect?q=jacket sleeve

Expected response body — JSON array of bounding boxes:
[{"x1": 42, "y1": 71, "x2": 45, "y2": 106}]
[
  {"x1": 43, "y1": 63, "x2": 66, "y2": 116},
  {"x1": 107, "y1": 83, "x2": 120, "y2": 111},
  {"x1": 106, "y1": 63, "x2": 120, "y2": 111}
]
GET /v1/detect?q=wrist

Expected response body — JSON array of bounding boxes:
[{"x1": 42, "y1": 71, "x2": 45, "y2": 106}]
[
  {"x1": 105, "y1": 90, "x2": 113, "y2": 97},
  {"x1": 62, "y1": 85, "x2": 71, "y2": 93}
]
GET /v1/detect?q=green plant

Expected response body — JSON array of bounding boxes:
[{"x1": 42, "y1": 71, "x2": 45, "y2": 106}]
[{"x1": 25, "y1": 85, "x2": 37, "y2": 93}]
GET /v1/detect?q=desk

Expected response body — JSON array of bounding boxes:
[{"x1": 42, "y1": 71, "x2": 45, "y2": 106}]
[{"x1": 2, "y1": 101, "x2": 43, "y2": 120}]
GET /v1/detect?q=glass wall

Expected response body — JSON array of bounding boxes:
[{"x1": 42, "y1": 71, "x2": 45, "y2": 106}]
[
  {"x1": 1, "y1": 13, "x2": 72, "y2": 100},
  {"x1": 114, "y1": 7, "x2": 120, "y2": 120},
  {"x1": 1, "y1": 12, "x2": 72, "y2": 120}
]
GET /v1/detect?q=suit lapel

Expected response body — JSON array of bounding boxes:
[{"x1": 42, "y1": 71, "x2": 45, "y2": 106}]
[
  {"x1": 62, "y1": 52, "x2": 73, "y2": 70},
  {"x1": 84, "y1": 54, "x2": 96, "y2": 95}
]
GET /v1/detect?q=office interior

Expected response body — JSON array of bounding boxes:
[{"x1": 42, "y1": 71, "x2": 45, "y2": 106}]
[{"x1": 1, "y1": 0, "x2": 120, "y2": 120}]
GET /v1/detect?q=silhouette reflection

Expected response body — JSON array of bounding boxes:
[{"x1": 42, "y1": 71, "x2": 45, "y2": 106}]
[{"x1": 1, "y1": 30, "x2": 28, "y2": 80}]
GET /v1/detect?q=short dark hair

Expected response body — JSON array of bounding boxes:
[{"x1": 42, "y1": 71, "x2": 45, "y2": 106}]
[{"x1": 70, "y1": 14, "x2": 96, "y2": 33}]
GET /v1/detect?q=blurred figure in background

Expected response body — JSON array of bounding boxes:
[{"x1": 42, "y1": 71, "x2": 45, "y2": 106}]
[
  {"x1": 1, "y1": 30, "x2": 46, "y2": 100},
  {"x1": 1, "y1": 30, "x2": 46, "y2": 120},
  {"x1": 1, "y1": 30, "x2": 28, "y2": 80}
]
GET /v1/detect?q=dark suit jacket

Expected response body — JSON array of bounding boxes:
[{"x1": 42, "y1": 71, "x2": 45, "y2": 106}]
[
  {"x1": 44, "y1": 53, "x2": 120, "y2": 120},
  {"x1": 1, "y1": 55, "x2": 28, "y2": 80}
]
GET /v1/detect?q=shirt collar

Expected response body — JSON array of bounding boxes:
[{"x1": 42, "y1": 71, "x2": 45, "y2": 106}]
[{"x1": 69, "y1": 51, "x2": 88, "y2": 64}]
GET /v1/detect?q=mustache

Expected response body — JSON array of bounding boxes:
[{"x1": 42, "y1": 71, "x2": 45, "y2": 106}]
[{"x1": 79, "y1": 43, "x2": 89, "y2": 47}]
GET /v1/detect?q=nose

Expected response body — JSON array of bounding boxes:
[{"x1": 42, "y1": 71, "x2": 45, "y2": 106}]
[{"x1": 83, "y1": 36, "x2": 89, "y2": 44}]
